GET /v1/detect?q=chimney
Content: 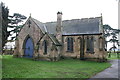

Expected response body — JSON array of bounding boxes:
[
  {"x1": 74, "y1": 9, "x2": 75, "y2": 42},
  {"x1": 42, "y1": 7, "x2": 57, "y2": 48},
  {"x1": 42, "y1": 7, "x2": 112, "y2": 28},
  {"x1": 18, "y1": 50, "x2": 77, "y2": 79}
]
[
  {"x1": 56, "y1": 11, "x2": 62, "y2": 33},
  {"x1": 56, "y1": 12, "x2": 63, "y2": 55}
]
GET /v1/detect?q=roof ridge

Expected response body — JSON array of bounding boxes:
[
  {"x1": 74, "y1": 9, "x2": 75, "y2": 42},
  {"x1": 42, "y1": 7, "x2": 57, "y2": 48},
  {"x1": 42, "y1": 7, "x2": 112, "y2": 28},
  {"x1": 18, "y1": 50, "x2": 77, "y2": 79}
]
[
  {"x1": 30, "y1": 17, "x2": 45, "y2": 34},
  {"x1": 31, "y1": 17, "x2": 43, "y2": 24},
  {"x1": 46, "y1": 33, "x2": 61, "y2": 46},
  {"x1": 66, "y1": 17, "x2": 101, "y2": 21},
  {"x1": 44, "y1": 16, "x2": 101, "y2": 23}
]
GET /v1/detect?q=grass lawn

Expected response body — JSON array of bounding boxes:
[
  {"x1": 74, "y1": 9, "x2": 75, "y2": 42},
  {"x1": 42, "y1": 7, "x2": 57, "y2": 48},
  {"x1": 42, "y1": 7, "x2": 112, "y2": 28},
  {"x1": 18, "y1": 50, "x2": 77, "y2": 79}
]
[
  {"x1": 2, "y1": 55, "x2": 111, "y2": 79},
  {"x1": 107, "y1": 53, "x2": 120, "y2": 60},
  {"x1": 0, "y1": 55, "x2": 2, "y2": 79}
]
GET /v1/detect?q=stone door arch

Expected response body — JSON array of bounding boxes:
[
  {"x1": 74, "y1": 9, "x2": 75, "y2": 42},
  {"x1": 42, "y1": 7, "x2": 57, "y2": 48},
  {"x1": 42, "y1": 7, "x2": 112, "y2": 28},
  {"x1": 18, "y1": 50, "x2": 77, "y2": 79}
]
[{"x1": 23, "y1": 35, "x2": 34, "y2": 58}]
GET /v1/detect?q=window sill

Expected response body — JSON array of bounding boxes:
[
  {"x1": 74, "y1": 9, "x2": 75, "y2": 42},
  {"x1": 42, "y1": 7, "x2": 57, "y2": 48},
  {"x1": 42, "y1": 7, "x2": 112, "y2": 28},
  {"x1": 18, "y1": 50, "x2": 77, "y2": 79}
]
[
  {"x1": 99, "y1": 48, "x2": 103, "y2": 51},
  {"x1": 66, "y1": 51, "x2": 74, "y2": 53},
  {"x1": 86, "y1": 51, "x2": 95, "y2": 54},
  {"x1": 43, "y1": 53, "x2": 47, "y2": 55}
]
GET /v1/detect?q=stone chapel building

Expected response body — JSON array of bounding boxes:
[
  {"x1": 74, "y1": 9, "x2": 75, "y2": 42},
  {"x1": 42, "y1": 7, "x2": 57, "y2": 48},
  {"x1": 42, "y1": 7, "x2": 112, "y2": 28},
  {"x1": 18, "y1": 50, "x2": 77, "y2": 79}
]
[{"x1": 14, "y1": 12, "x2": 107, "y2": 61}]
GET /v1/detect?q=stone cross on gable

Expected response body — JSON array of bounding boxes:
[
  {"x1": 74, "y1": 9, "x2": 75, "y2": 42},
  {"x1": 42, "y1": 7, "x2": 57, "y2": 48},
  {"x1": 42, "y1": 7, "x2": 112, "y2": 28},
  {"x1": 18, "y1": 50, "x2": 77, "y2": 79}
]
[
  {"x1": 27, "y1": 13, "x2": 32, "y2": 28},
  {"x1": 28, "y1": 20, "x2": 31, "y2": 28}
]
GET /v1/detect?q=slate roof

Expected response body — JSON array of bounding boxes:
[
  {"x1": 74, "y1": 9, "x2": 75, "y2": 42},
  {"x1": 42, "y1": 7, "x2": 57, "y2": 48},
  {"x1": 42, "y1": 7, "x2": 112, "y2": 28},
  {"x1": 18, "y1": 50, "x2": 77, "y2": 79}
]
[
  {"x1": 45, "y1": 17, "x2": 102, "y2": 35},
  {"x1": 45, "y1": 22, "x2": 56, "y2": 34},
  {"x1": 31, "y1": 18, "x2": 61, "y2": 46},
  {"x1": 30, "y1": 17, "x2": 102, "y2": 46},
  {"x1": 47, "y1": 33, "x2": 61, "y2": 46},
  {"x1": 31, "y1": 17, "x2": 102, "y2": 35},
  {"x1": 31, "y1": 18, "x2": 45, "y2": 33}
]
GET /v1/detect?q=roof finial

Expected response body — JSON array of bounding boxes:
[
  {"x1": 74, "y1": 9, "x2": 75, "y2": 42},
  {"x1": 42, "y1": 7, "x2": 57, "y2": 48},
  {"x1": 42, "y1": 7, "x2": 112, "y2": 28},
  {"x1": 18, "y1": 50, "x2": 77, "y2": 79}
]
[
  {"x1": 30, "y1": 13, "x2": 31, "y2": 17},
  {"x1": 100, "y1": 13, "x2": 103, "y2": 25},
  {"x1": 101, "y1": 13, "x2": 102, "y2": 17}
]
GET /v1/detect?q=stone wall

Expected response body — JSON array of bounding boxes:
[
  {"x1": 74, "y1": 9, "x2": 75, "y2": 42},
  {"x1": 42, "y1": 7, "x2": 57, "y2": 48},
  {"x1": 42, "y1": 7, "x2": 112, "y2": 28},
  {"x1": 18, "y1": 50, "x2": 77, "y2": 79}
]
[
  {"x1": 39, "y1": 34, "x2": 60, "y2": 61},
  {"x1": 14, "y1": 17, "x2": 44, "y2": 57},
  {"x1": 62, "y1": 35, "x2": 107, "y2": 61},
  {"x1": 14, "y1": 17, "x2": 60, "y2": 61},
  {"x1": 62, "y1": 36, "x2": 80, "y2": 58},
  {"x1": 83, "y1": 35, "x2": 107, "y2": 60}
]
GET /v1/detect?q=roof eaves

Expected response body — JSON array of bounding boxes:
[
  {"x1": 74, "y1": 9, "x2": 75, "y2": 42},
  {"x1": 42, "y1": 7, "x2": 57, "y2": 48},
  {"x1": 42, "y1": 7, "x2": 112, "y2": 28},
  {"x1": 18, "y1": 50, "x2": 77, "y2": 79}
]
[
  {"x1": 62, "y1": 33, "x2": 102, "y2": 36},
  {"x1": 46, "y1": 33, "x2": 61, "y2": 46}
]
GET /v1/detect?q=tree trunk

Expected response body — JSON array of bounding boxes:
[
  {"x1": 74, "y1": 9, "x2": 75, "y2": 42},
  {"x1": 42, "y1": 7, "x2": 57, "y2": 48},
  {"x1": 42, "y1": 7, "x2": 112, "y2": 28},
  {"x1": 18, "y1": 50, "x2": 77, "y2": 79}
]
[{"x1": 113, "y1": 42, "x2": 115, "y2": 53}]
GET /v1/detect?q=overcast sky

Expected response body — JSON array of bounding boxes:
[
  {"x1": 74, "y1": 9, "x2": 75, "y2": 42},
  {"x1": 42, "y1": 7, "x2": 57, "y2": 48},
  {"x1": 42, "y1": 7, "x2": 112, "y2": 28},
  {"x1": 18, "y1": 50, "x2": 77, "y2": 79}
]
[{"x1": 2, "y1": 0, "x2": 118, "y2": 29}]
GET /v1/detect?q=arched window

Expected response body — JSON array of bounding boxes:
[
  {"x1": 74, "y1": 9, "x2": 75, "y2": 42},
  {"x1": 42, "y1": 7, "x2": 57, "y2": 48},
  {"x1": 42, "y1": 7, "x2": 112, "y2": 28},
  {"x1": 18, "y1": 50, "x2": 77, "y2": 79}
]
[
  {"x1": 67, "y1": 37, "x2": 74, "y2": 52},
  {"x1": 87, "y1": 37, "x2": 90, "y2": 51},
  {"x1": 86, "y1": 36, "x2": 94, "y2": 53},
  {"x1": 90, "y1": 37, "x2": 94, "y2": 53},
  {"x1": 43, "y1": 40, "x2": 47, "y2": 54}
]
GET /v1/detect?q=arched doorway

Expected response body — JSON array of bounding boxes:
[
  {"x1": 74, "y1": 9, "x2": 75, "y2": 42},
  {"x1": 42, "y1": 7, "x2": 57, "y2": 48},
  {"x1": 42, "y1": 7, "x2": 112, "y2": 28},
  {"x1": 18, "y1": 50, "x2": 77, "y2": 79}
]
[{"x1": 24, "y1": 37, "x2": 34, "y2": 58}]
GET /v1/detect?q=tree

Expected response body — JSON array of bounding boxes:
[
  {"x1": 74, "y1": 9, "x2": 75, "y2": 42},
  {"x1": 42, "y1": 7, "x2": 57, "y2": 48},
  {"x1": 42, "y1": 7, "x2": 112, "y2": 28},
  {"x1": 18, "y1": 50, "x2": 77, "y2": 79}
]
[
  {"x1": 109, "y1": 29, "x2": 120, "y2": 53},
  {"x1": 8, "y1": 13, "x2": 27, "y2": 40},
  {"x1": 103, "y1": 24, "x2": 120, "y2": 51},
  {"x1": 0, "y1": 2, "x2": 9, "y2": 49},
  {"x1": 0, "y1": 2, "x2": 26, "y2": 54},
  {"x1": 103, "y1": 24, "x2": 113, "y2": 50}
]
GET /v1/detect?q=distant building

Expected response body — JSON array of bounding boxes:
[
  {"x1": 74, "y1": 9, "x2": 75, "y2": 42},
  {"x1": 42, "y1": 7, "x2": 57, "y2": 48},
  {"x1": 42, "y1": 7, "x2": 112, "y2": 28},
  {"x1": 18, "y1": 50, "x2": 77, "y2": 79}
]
[{"x1": 14, "y1": 12, "x2": 107, "y2": 62}]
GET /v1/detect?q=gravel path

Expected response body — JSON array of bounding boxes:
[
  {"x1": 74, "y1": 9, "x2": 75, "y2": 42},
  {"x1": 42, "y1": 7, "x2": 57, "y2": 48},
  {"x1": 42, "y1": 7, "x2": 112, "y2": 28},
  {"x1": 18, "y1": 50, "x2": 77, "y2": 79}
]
[{"x1": 88, "y1": 59, "x2": 119, "y2": 80}]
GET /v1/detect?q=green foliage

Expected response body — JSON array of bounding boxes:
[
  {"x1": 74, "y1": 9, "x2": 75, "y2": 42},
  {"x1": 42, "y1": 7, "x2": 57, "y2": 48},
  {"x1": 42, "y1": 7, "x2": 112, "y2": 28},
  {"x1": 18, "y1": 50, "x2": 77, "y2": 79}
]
[
  {"x1": 103, "y1": 24, "x2": 113, "y2": 50},
  {"x1": 107, "y1": 52, "x2": 120, "y2": 59},
  {"x1": 1, "y1": 2, "x2": 9, "y2": 48},
  {"x1": 109, "y1": 29, "x2": 120, "y2": 52},
  {"x1": 8, "y1": 13, "x2": 27, "y2": 40},
  {"x1": 1, "y1": 2, "x2": 27, "y2": 47},
  {"x1": 2, "y1": 55, "x2": 111, "y2": 78},
  {"x1": 8, "y1": 13, "x2": 26, "y2": 25},
  {"x1": 103, "y1": 24, "x2": 120, "y2": 51},
  {"x1": 0, "y1": 57, "x2": 1, "y2": 79}
]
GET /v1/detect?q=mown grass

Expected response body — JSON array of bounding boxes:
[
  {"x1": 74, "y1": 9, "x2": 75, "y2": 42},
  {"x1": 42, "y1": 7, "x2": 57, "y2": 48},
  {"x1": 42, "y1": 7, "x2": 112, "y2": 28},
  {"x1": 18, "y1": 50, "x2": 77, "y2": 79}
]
[
  {"x1": 0, "y1": 55, "x2": 2, "y2": 79},
  {"x1": 2, "y1": 55, "x2": 111, "y2": 79},
  {"x1": 107, "y1": 53, "x2": 120, "y2": 60}
]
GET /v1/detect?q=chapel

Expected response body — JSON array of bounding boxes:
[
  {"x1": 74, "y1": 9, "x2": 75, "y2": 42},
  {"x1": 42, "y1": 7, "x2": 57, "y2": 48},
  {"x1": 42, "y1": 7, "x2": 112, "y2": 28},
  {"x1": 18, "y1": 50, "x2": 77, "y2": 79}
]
[{"x1": 14, "y1": 12, "x2": 107, "y2": 61}]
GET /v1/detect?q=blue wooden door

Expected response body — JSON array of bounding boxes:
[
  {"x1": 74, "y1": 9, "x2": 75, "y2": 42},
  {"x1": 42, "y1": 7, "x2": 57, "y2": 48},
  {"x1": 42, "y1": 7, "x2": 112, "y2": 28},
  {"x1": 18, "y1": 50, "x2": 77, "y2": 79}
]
[{"x1": 24, "y1": 37, "x2": 34, "y2": 58}]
